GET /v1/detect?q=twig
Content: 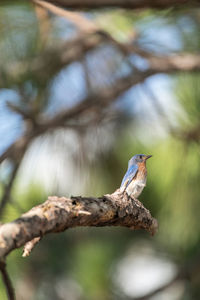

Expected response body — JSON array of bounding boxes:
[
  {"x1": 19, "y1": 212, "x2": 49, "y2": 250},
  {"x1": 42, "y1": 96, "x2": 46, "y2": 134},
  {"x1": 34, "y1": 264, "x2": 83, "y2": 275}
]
[
  {"x1": 0, "y1": 162, "x2": 20, "y2": 218},
  {"x1": 0, "y1": 130, "x2": 34, "y2": 165},
  {"x1": 6, "y1": 102, "x2": 36, "y2": 124},
  {"x1": 22, "y1": 237, "x2": 41, "y2": 257},
  {"x1": 34, "y1": 1, "x2": 52, "y2": 47},
  {"x1": 0, "y1": 190, "x2": 158, "y2": 259},
  {"x1": 0, "y1": 261, "x2": 15, "y2": 300},
  {"x1": 33, "y1": 0, "x2": 97, "y2": 32}
]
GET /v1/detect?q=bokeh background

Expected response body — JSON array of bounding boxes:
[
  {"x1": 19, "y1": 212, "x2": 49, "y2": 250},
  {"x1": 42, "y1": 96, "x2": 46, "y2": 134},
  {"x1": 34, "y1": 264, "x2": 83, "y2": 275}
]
[{"x1": 0, "y1": 1, "x2": 200, "y2": 299}]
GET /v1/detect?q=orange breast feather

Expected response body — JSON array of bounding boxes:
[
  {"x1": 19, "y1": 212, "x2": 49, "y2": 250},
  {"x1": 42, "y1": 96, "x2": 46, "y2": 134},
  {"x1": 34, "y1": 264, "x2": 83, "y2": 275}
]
[{"x1": 136, "y1": 161, "x2": 147, "y2": 180}]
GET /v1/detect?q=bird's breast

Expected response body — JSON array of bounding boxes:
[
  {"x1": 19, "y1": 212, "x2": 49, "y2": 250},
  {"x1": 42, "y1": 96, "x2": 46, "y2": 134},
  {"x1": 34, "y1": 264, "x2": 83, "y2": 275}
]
[
  {"x1": 137, "y1": 162, "x2": 147, "y2": 180},
  {"x1": 126, "y1": 177, "x2": 146, "y2": 198}
]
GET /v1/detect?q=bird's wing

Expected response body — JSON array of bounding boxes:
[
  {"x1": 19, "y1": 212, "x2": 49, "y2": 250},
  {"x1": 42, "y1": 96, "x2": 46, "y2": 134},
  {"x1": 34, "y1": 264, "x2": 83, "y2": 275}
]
[{"x1": 120, "y1": 164, "x2": 138, "y2": 188}]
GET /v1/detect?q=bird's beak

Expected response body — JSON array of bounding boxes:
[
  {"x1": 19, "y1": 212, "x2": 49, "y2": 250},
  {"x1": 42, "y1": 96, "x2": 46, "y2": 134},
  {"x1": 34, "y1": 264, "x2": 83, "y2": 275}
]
[{"x1": 145, "y1": 155, "x2": 152, "y2": 160}]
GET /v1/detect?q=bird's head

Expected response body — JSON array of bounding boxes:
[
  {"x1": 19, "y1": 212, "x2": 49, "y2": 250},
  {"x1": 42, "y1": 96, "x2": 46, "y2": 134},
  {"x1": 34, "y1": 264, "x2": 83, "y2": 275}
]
[{"x1": 128, "y1": 154, "x2": 152, "y2": 167}]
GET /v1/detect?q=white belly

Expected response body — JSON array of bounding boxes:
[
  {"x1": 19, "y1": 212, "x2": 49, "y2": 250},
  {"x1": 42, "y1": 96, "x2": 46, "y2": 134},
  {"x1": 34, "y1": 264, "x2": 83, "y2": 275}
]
[{"x1": 126, "y1": 178, "x2": 146, "y2": 198}]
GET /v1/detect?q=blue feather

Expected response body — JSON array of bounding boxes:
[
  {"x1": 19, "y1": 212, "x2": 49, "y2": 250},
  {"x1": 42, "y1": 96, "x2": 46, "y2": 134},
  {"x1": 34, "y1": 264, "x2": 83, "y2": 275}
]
[{"x1": 120, "y1": 164, "x2": 138, "y2": 188}]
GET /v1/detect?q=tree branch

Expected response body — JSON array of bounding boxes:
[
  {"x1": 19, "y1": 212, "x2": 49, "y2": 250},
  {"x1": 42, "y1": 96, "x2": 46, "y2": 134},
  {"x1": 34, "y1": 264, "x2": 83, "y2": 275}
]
[
  {"x1": 147, "y1": 53, "x2": 200, "y2": 72},
  {"x1": 0, "y1": 31, "x2": 105, "y2": 88},
  {"x1": 0, "y1": 162, "x2": 20, "y2": 218},
  {"x1": 0, "y1": 261, "x2": 15, "y2": 300},
  {"x1": 2, "y1": 50, "x2": 200, "y2": 164},
  {"x1": 39, "y1": 0, "x2": 200, "y2": 10},
  {"x1": 0, "y1": 131, "x2": 33, "y2": 165},
  {"x1": 33, "y1": 0, "x2": 97, "y2": 32},
  {"x1": 0, "y1": 190, "x2": 158, "y2": 259},
  {"x1": 2, "y1": 30, "x2": 200, "y2": 90},
  {"x1": 182, "y1": 123, "x2": 200, "y2": 141}
]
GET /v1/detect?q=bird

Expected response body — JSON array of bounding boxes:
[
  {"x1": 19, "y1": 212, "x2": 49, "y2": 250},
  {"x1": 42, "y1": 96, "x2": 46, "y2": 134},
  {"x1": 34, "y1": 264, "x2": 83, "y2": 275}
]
[{"x1": 120, "y1": 154, "x2": 152, "y2": 198}]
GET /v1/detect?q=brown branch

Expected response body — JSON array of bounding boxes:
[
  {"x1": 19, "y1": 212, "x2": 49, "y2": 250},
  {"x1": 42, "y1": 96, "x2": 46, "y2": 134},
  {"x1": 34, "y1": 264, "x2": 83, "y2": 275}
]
[
  {"x1": 0, "y1": 131, "x2": 33, "y2": 164},
  {"x1": 182, "y1": 123, "x2": 200, "y2": 141},
  {"x1": 147, "y1": 53, "x2": 200, "y2": 72},
  {"x1": 22, "y1": 237, "x2": 41, "y2": 257},
  {"x1": 1, "y1": 10, "x2": 200, "y2": 90},
  {"x1": 1, "y1": 66, "x2": 147, "y2": 164},
  {"x1": 2, "y1": 31, "x2": 200, "y2": 90},
  {"x1": 6, "y1": 102, "x2": 36, "y2": 123},
  {"x1": 2, "y1": 24, "x2": 200, "y2": 172},
  {"x1": 38, "y1": 0, "x2": 200, "y2": 10},
  {"x1": 0, "y1": 162, "x2": 20, "y2": 218},
  {"x1": 33, "y1": 0, "x2": 97, "y2": 32},
  {"x1": 34, "y1": 1, "x2": 52, "y2": 47},
  {"x1": 2, "y1": 48, "x2": 200, "y2": 165},
  {"x1": 40, "y1": 50, "x2": 200, "y2": 129},
  {"x1": 0, "y1": 190, "x2": 158, "y2": 259},
  {"x1": 0, "y1": 261, "x2": 15, "y2": 300},
  {"x1": 29, "y1": 2, "x2": 200, "y2": 76},
  {"x1": 2, "y1": 51, "x2": 200, "y2": 165},
  {"x1": 38, "y1": 68, "x2": 155, "y2": 130},
  {"x1": 0, "y1": 31, "x2": 105, "y2": 88}
]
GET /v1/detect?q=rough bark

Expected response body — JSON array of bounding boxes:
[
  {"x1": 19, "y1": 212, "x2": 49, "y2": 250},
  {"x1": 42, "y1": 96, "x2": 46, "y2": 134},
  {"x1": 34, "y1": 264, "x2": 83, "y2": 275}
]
[{"x1": 0, "y1": 190, "x2": 158, "y2": 259}]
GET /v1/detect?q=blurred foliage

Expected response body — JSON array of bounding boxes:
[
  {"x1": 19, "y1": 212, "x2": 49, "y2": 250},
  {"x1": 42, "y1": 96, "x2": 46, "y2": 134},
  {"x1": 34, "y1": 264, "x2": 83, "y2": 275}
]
[{"x1": 0, "y1": 1, "x2": 200, "y2": 300}]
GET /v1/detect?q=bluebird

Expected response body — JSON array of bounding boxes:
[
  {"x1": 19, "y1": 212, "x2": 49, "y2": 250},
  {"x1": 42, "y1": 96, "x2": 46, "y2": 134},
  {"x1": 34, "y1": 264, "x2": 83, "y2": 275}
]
[{"x1": 120, "y1": 154, "x2": 152, "y2": 198}]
